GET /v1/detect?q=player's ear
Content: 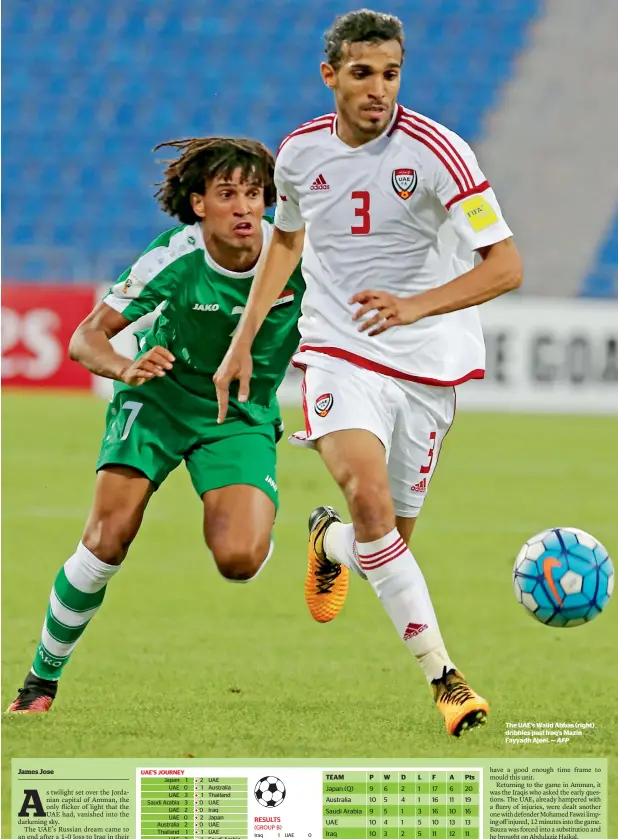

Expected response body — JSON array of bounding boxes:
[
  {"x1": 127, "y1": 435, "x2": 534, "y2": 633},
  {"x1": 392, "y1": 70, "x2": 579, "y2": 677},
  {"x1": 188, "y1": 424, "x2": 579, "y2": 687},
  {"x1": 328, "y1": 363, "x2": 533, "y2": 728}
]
[
  {"x1": 320, "y1": 62, "x2": 336, "y2": 90},
  {"x1": 190, "y1": 192, "x2": 206, "y2": 219}
]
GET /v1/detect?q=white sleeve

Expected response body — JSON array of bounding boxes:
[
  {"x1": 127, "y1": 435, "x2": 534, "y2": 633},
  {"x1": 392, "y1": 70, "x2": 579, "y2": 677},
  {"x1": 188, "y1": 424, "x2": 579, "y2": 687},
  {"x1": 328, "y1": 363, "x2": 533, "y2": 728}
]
[
  {"x1": 273, "y1": 146, "x2": 304, "y2": 232},
  {"x1": 431, "y1": 130, "x2": 513, "y2": 251}
]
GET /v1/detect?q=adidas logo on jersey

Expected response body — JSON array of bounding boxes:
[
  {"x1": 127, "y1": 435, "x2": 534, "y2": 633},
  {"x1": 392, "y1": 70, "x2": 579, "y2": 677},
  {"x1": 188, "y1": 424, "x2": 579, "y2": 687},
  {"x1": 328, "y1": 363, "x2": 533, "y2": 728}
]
[
  {"x1": 193, "y1": 303, "x2": 220, "y2": 312},
  {"x1": 411, "y1": 478, "x2": 427, "y2": 493},
  {"x1": 310, "y1": 174, "x2": 330, "y2": 191}
]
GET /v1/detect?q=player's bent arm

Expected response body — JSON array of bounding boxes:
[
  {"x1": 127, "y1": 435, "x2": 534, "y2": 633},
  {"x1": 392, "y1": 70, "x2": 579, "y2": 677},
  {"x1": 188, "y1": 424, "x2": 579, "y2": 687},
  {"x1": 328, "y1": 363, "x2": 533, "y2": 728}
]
[
  {"x1": 411, "y1": 236, "x2": 522, "y2": 318},
  {"x1": 68, "y1": 302, "x2": 135, "y2": 379},
  {"x1": 213, "y1": 226, "x2": 303, "y2": 422},
  {"x1": 68, "y1": 302, "x2": 173, "y2": 384},
  {"x1": 352, "y1": 238, "x2": 522, "y2": 335},
  {"x1": 232, "y1": 226, "x2": 305, "y2": 348}
]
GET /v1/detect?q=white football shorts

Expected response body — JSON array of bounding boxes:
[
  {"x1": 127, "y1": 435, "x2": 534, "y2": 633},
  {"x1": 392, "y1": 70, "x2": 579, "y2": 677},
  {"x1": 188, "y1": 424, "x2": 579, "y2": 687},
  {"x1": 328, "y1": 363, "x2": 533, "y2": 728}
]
[{"x1": 290, "y1": 352, "x2": 456, "y2": 517}]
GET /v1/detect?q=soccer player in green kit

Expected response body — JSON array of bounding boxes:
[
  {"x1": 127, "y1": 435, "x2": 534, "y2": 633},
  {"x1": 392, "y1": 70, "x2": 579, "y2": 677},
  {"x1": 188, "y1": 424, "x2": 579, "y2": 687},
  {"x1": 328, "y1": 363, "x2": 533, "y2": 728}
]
[{"x1": 8, "y1": 137, "x2": 304, "y2": 713}]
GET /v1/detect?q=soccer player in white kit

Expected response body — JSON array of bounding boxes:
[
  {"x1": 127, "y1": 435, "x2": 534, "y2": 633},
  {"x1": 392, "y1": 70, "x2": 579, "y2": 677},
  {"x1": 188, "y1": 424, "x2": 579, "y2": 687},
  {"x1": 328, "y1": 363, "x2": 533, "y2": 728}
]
[{"x1": 215, "y1": 9, "x2": 522, "y2": 736}]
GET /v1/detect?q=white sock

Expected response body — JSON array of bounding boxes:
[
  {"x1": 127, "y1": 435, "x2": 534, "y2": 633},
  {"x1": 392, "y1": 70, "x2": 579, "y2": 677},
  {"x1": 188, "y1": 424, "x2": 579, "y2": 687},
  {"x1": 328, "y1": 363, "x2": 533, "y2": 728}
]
[
  {"x1": 31, "y1": 543, "x2": 120, "y2": 681},
  {"x1": 356, "y1": 528, "x2": 456, "y2": 682},
  {"x1": 64, "y1": 542, "x2": 120, "y2": 591},
  {"x1": 324, "y1": 522, "x2": 366, "y2": 578}
]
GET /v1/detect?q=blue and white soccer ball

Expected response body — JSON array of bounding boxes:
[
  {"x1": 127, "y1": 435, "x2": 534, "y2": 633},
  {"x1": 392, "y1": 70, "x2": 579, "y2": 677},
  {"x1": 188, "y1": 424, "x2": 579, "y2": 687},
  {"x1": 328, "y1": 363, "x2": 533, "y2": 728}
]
[{"x1": 513, "y1": 527, "x2": 613, "y2": 627}]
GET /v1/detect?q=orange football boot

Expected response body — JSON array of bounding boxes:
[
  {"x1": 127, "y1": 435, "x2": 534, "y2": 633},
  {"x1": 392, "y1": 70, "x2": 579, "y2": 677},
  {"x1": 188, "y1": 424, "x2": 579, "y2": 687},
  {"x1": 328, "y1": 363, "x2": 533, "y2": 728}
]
[
  {"x1": 6, "y1": 673, "x2": 56, "y2": 714},
  {"x1": 432, "y1": 668, "x2": 488, "y2": 736},
  {"x1": 306, "y1": 506, "x2": 349, "y2": 623}
]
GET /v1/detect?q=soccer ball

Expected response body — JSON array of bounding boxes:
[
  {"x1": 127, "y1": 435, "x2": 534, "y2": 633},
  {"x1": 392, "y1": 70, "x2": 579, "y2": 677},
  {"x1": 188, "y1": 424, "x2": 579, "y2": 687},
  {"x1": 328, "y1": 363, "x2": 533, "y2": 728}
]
[
  {"x1": 254, "y1": 776, "x2": 286, "y2": 807},
  {"x1": 513, "y1": 527, "x2": 613, "y2": 627}
]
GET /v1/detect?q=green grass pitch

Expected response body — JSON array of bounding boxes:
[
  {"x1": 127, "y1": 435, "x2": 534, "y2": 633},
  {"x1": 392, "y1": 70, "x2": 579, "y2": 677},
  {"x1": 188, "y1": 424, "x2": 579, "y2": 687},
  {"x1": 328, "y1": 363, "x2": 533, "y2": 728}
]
[{"x1": 2, "y1": 391, "x2": 617, "y2": 835}]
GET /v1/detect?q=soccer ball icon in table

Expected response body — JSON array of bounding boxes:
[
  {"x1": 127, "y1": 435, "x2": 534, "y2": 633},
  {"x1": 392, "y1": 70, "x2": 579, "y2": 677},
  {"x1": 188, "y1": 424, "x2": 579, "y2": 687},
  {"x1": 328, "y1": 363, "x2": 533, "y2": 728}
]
[
  {"x1": 513, "y1": 527, "x2": 614, "y2": 627},
  {"x1": 254, "y1": 776, "x2": 286, "y2": 807}
]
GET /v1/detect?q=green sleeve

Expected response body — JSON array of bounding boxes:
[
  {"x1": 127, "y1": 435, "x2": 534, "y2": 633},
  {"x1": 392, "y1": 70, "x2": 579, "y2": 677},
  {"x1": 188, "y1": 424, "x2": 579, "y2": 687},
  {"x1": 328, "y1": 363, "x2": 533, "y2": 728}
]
[
  {"x1": 103, "y1": 265, "x2": 174, "y2": 322},
  {"x1": 102, "y1": 225, "x2": 192, "y2": 322}
]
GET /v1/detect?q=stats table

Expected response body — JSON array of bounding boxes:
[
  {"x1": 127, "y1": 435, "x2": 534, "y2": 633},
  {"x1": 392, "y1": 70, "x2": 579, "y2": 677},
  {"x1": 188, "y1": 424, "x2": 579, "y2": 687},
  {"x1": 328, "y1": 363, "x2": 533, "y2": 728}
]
[
  {"x1": 141, "y1": 776, "x2": 247, "y2": 837},
  {"x1": 322, "y1": 771, "x2": 480, "y2": 838},
  {"x1": 138, "y1": 766, "x2": 482, "y2": 839}
]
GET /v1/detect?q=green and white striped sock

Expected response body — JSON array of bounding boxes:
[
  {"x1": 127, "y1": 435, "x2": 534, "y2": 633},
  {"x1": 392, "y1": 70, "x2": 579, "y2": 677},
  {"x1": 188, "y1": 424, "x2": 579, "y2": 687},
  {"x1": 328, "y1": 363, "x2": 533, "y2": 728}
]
[{"x1": 32, "y1": 542, "x2": 120, "y2": 681}]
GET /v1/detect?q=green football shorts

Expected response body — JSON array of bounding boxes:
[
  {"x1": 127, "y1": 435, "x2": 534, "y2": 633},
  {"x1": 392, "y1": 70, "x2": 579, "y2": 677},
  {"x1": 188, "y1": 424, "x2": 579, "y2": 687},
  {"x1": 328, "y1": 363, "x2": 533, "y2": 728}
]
[{"x1": 96, "y1": 377, "x2": 279, "y2": 508}]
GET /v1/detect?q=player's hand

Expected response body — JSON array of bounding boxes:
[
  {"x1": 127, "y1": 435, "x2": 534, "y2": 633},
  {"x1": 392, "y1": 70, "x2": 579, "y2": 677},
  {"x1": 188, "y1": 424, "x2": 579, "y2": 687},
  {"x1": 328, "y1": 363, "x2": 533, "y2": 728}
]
[
  {"x1": 120, "y1": 346, "x2": 175, "y2": 386},
  {"x1": 350, "y1": 290, "x2": 423, "y2": 336},
  {"x1": 213, "y1": 345, "x2": 253, "y2": 424}
]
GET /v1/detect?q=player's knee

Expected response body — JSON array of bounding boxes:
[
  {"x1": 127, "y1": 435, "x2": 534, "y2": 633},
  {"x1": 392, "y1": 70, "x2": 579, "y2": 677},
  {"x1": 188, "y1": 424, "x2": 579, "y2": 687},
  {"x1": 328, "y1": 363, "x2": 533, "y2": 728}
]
[
  {"x1": 346, "y1": 479, "x2": 393, "y2": 534},
  {"x1": 81, "y1": 517, "x2": 135, "y2": 565},
  {"x1": 211, "y1": 538, "x2": 270, "y2": 582}
]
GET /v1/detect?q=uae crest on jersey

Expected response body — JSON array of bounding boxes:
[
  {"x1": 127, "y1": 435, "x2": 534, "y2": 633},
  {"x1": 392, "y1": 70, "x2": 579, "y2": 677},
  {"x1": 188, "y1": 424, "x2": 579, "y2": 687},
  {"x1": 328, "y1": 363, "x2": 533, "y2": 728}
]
[{"x1": 392, "y1": 168, "x2": 418, "y2": 200}]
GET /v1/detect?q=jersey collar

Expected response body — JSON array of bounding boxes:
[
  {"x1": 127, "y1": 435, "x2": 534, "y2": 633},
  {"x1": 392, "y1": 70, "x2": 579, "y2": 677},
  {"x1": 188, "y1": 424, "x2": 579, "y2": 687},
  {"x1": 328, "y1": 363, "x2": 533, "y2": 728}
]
[{"x1": 196, "y1": 220, "x2": 271, "y2": 279}]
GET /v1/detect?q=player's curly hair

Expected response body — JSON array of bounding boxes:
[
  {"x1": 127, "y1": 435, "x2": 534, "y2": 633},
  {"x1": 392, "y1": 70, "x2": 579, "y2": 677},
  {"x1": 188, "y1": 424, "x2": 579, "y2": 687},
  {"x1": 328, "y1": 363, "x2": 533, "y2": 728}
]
[
  {"x1": 324, "y1": 9, "x2": 405, "y2": 69},
  {"x1": 154, "y1": 137, "x2": 276, "y2": 224}
]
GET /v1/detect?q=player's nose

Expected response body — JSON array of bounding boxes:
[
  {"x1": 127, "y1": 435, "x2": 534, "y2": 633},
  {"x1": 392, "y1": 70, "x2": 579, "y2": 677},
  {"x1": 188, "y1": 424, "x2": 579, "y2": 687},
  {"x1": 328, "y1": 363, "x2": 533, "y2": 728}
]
[
  {"x1": 233, "y1": 197, "x2": 251, "y2": 215},
  {"x1": 367, "y1": 76, "x2": 387, "y2": 98}
]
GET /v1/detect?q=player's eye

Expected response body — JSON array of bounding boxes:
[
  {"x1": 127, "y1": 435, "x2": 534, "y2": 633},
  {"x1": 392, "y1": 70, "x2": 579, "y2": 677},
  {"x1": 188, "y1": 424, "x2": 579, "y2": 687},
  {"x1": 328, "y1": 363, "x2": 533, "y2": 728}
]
[{"x1": 384, "y1": 71, "x2": 399, "y2": 80}]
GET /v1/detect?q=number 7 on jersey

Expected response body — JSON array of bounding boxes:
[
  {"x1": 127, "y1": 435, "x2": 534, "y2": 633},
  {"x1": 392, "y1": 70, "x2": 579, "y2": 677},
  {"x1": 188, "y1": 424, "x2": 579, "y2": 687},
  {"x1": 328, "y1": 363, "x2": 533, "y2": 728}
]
[{"x1": 351, "y1": 190, "x2": 370, "y2": 235}]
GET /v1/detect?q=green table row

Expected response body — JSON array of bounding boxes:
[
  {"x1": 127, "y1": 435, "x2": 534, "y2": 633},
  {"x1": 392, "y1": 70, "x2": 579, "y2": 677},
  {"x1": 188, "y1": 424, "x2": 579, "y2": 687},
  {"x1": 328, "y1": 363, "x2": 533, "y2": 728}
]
[
  {"x1": 323, "y1": 796, "x2": 480, "y2": 806},
  {"x1": 141, "y1": 778, "x2": 244, "y2": 785},
  {"x1": 324, "y1": 784, "x2": 478, "y2": 795},
  {"x1": 324, "y1": 806, "x2": 480, "y2": 817},
  {"x1": 142, "y1": 796, "x2": 247, "y2": 804},
  {"x1": 324, "y1": 819, "x2": 480, "y2": 828},
  {"x1": 322, "y1": 831, "x2": 477, "y2": 839},
  {"x1": 141, "y1": 778, "x2": 247, "y2": 792},
  {"x1": 140, "y1": 831, "x2": 248, "y2": 838}
]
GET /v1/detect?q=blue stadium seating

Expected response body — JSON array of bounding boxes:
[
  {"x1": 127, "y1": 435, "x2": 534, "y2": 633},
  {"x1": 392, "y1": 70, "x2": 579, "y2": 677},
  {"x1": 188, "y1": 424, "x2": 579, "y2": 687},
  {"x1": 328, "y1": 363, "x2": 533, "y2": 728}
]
[
  {"x1": 579, "y1": 207, "x2": 618, "y2": 298},
  {"x1": 3, "y1": 0, "x2": 540, "y2": 281}
]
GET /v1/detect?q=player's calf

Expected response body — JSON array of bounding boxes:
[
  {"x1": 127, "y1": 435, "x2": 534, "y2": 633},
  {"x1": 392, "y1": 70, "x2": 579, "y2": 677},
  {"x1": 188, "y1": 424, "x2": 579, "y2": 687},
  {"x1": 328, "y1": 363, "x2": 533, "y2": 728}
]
[
  {"x1": 81, "y1": 478, "x2": 151, "y2": 564},
  {"x1": 345, "y1": 480, "x2": 396, "y2": 541}
]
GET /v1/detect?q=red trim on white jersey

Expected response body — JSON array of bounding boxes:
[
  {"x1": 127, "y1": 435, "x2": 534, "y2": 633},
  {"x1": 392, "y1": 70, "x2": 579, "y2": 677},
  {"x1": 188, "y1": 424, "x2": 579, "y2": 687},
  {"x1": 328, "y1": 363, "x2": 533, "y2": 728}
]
[
  {"x1": 277, "y1": 114, "x2": 336, "y2": 155},
  {"x1": 291, "y1": 360, "x2": 312, "y2": 439},
  {"x1": 401, "y1": 108, "x2": 475, "y2": 190},
  {"x1": 392, "y1": 122, "x2": 466, "y2": 194},
  {"x1": 421, "y1": 386, "x2": 456, "y2": 500},
  {"x1": 444, "y1": 180, "x2": 490, "y2": 211},
  {"x1": 299, "y1": 345, "x2": 485, "y2": 386},
  {"x1": 390, "y1": 105, "x2": 478, "y2": 196}
]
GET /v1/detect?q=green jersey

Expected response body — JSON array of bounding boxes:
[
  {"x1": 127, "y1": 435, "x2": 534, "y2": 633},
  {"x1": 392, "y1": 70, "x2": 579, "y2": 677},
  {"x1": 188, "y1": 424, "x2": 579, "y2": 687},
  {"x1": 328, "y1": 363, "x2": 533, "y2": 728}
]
[{"x1": 104, "y1": 218, "x2": 304, "y2": 426}]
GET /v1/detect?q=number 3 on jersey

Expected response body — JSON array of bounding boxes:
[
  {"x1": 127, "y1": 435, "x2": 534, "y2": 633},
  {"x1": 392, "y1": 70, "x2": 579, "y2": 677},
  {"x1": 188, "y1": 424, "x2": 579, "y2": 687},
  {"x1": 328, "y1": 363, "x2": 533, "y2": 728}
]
[{"x1": 351, "y1": 191, "x2": 370, "y2": 235}]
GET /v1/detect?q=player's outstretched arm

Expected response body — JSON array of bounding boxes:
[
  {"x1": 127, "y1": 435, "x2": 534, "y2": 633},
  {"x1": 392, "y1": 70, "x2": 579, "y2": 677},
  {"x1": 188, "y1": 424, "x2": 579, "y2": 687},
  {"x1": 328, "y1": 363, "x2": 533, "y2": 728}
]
[
  {"x1": 352, "y1": 238, "x2": 522, "y2": 336},
  {"x1": 213, "y1": 226, "x2": 304, "y2": 423},
  {"x1": 69, "y1": 301, "x2": 174, "y2": 385}
]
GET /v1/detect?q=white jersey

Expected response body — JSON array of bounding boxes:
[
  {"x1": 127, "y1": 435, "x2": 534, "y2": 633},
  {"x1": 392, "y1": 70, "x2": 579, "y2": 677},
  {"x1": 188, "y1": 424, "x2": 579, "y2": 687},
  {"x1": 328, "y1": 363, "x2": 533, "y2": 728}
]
[{"x1": 274, "y1": 104, "x2": 513, "y2": 385}]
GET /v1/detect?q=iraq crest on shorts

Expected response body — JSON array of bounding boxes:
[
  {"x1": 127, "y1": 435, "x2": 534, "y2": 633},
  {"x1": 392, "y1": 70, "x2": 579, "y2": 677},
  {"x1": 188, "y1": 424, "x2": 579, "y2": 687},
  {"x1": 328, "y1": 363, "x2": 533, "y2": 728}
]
[{"x1": 392, "y1": 168, "x2": 418, "y2": 200}]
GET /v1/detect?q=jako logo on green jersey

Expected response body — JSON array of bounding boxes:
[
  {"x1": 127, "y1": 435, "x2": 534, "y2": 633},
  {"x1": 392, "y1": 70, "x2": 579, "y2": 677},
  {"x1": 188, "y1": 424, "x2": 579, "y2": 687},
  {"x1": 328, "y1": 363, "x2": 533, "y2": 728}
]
[{"x1": 193, "y1": 303, "x2": 220, "y2": 312}]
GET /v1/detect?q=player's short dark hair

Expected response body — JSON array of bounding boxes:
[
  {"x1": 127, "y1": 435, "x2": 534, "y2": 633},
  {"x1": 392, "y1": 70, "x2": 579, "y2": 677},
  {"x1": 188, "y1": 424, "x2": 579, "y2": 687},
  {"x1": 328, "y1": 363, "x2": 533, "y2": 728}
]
[
  {"x1": 324, "y1": 9, "x2": 405, "y2": 70},
  {"x1": 154, "y1": 137, "x2": 276, "y2": 224}
]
